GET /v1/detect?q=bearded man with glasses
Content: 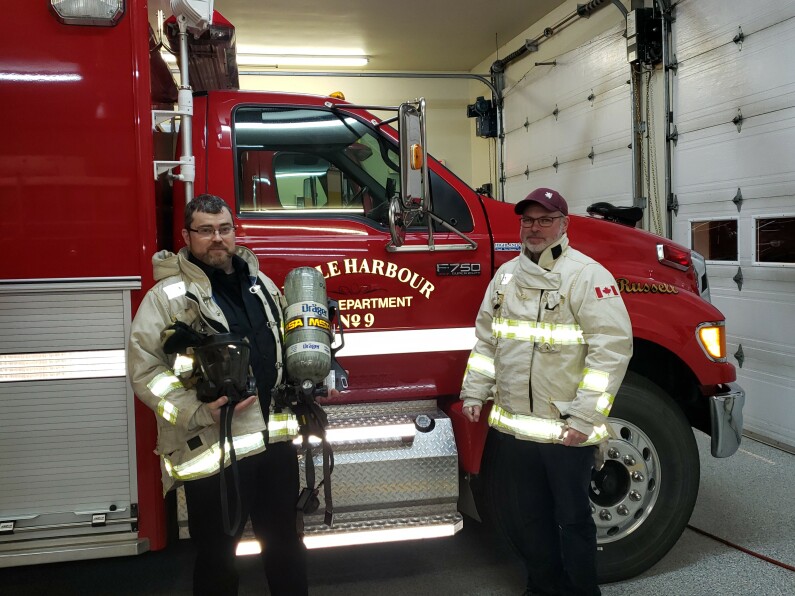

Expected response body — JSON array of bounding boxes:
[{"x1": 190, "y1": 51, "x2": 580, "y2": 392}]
[
  {"x1": 461, "y1": 188, "x2": 633, "y2": 596},
  {"x1": 128, "y1": 194, "x2": 307, "y2": 596}
]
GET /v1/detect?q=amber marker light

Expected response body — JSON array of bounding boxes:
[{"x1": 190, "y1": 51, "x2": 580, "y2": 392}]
[
  {"x1": 697, "y1": 322, "x2": 727, "y2": 361},
  {"x1": 410, "y1": 144, "x2": 424, "y2": 170}
]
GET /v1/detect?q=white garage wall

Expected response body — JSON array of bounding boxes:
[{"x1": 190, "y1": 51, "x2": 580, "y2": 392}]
[{"x1": 671, "y1": 0, "x2": 795, "y2": 449}]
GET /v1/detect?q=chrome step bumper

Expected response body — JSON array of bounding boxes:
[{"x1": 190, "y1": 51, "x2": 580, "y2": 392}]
[{"x1": 299, "y1": 399, "x2": 461, "y2": 546}]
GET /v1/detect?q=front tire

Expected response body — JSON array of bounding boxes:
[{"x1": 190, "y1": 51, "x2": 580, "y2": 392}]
[
  {"x1": 473, "y1": 372, "x2": 700, "y2": 583},
  {"x1": 594, "y1": 372, "x2": 700, "y2": 582}
]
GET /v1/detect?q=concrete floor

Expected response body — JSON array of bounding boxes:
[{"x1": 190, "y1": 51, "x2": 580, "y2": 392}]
[{"x1": 1, "y1": 432, "x2": 793, "y2": 595}]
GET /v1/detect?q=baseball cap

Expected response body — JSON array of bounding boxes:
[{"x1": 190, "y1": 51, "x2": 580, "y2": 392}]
[{"x1": 513, "y1": 187, "x2": 569, "y2": 216}]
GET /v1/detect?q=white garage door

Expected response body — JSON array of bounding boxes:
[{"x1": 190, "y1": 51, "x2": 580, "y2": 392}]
[
  {"x1": 671, "y1": 0, "x2": 795, "y2": 449},
  {"x1": 502, "y1": 23, "x2": 633, "y2": 213}
]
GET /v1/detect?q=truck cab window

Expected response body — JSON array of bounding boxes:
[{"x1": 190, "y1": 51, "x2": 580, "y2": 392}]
[{"x1": 234, "y1": 107, "x2": 398, "y2": 224}]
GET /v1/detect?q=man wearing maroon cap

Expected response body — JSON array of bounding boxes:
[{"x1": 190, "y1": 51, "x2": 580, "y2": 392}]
[{"x1": 461, "y1": 188, "x2": 633, "y2": 595}]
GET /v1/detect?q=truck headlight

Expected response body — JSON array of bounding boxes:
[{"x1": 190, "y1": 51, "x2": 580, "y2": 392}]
[{"x1": 697, "y1": 322, "x2": 727, "y2": 361}]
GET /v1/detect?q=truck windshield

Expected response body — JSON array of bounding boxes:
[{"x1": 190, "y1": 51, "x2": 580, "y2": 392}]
[{"x1": 234, "y1": 106, "x2": 397, "y2": 224}]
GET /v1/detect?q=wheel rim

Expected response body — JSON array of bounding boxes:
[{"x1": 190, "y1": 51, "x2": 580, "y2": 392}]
[{"x1": 589, "y1": 416, "x2": 661, "y2": 544}]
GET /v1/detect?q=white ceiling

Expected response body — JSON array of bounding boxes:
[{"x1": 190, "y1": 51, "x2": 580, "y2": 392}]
[{"x1": 151, "y1": 0, "x2": 569, "y2": 72}]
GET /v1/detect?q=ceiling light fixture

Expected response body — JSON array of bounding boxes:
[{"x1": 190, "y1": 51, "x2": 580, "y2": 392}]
[
  {"x1": 236, "y1": 54, "x2": 368, "y2": 67},
  {"x1": 160, "y1": 52, "x2": 368, "y2": 68}
]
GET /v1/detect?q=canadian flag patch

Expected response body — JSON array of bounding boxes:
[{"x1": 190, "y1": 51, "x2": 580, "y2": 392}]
[{"x1": 595, "y1": 285, "x2": 619, "y2": 299}]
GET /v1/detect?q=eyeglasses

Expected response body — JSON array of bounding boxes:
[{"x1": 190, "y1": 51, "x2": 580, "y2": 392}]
[
  {"x1": 519, "y1": 215, "x2": 565, "y2": 228},
  {"x1": 188, "y1": 224, "x2": 236, "y2": 238}
]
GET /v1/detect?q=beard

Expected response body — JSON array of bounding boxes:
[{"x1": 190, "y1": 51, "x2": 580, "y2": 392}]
[
  {"x1": 203, "y1": 244, "x2": 234, "y2": 270},
  {"x1": 522, "y1": 230, "x2": 563, "y2": 256}
]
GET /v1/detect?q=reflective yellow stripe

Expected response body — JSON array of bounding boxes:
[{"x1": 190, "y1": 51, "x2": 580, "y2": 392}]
[
  {"x1": 465, "y1": 352, "x2": 496, "y2": 380},
  {"x1": 147, "y1": 371, "x2": 184, "y2": 398},
  {"x1": 268, "y1": 412, "x2": 300, "y2": 438},
  {"x1": 157, "y1": 399, "x2": 179, "y2": 425},
  {"x1": 580, "y1": 369, "x2": 614, "y2": 416},
  {"x1": 595, "y1": 392, "x2": 615, "y2": 416},
  {"x1": 172, "y1": 354, "x2": 194, "y2": 376},
  {"x1": 580, "y1": 368, "x2": 610, "y2": 392},
  {"x1": 165, "y1": 431, "x2": 266, "y2": 480},
  {"x1": 492, "y1": 318, "x2": 584, "y2": 345},
  {"x1": 488, "y1": 404, "x2": 608, "y2": 446}
]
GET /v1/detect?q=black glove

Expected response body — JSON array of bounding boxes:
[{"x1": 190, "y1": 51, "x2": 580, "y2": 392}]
[{"x1": 161, "y1": 320, "x2": 205, "y2": 354}]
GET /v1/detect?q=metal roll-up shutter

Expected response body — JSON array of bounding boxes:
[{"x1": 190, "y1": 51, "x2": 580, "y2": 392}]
[
  {"x1": 671, "y1": 0, "x2": 795, "y2": 449},
  {"x1": 503, "y1": 23, "x2": 632, "y2": 212},
  {"x1": 0, "y1": 278, "x2": 145, "y2": 565}
]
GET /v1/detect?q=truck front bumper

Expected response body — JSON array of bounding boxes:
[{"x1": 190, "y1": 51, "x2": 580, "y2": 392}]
[{"x1": 709, "y1": 382, "x2": 745, "y2": 458}]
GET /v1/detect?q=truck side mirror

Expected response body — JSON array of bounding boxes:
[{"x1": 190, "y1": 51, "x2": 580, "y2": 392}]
[{"x1": 392, "y1": 99, "x2": 429, "y2": 247}]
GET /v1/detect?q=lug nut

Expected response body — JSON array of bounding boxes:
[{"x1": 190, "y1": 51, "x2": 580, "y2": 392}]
[
  {"x1": 608, "y1": 448, "x2": 620, "y2": 459},
  {"x1": 617, "y1": 505, "x2": 629, "y2": 516},
  {"x1": 590, "y1": 504, "x2": 596, "y2": 514},
  {"x1": 632, "y1": 471, "x2": 644, "y2": 482},
  {"x1": 623, "y1": 455, "x2": 636, "y2": 466},
  {"x1": 629, "y1": 490, "x2": 642, "y2": 502},
  {"x1": 599, "y1": 509, "x2": 612, "y2": 521}
]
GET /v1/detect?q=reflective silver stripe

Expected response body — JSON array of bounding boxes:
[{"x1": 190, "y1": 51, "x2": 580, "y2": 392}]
[
  {"x1": 492, "y1": 318, "x2": 584, "y2": 344},
  {"x1": 172, "y1": 354, "x2": 194, "y2": 376},
  {"x1": 163, "y1": 281, "x2": 186, "y2": 300},
  {"x1": 268, "y1": 413, "x2": 300, "y2": 438},
  {"x1": 164, "y1": 431, "x2": 266, "y2": 480},
  {"x1": 488, "y1": 404, "x2": 608, "y2": 445},
  {"x1": 157, "y1": 399, "x2": 179, "y2": 425},
  {"x1": 147, "y1": 371, "x2": 183, "y2": 397},
  {"x1": 465, "y1": 352, "x2": 496, "y2": 380}
]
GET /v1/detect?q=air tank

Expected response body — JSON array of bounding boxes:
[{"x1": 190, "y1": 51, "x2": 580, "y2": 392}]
[{"x1": 283, "y1": 267, "x2": 332, "y2": 385}]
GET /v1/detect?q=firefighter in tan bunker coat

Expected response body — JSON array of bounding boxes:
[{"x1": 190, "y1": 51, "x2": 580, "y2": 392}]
[
  {"x1": 461, "y1": 188, "x2": 633, "y2": 596},
  {"x1": 128, "y1": 195, "x2": 307, "y2": 596}
]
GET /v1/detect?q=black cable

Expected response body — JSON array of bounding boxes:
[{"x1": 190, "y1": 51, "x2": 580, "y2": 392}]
[{"x1": 219, "y1": 404, "x2": 242, "y2": 536}]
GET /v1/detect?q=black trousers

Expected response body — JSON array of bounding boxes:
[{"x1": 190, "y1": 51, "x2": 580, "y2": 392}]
[
  {"x1": 183, "y1": 441, "x2": 308, "y2": 596},
  {"x1": 498, "y1": 430, "x2": 600, "y2": 596}
]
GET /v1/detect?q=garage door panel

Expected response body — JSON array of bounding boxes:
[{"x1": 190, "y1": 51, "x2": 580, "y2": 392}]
[
  {"x1": 505, "y1": 28, "x2": 626, "y2": 127},
  {"x1": 673, "y1": 108, "x2": 795, "y2": 199},
  {"x1": 504, "y1": 118, "x2": 557, "y2": 176},
  {"x1": 507, "y1": 84, "x2": 630, "y2": 173},
  {"x1": 734, "y1": 372, "x2": 795, "y2": 448},
  {"x1": 505, "y1": 150, "x2": 632, "y2": 215},
  {"x1": 674, "y1": 0, "x2": 795, "y2": 61},
  {"x1": 547, "y1": 88, "x2": 631, "y2": 156},
  {"x1": 675, "y1": 20, "x2": 795, "y2": 134}
]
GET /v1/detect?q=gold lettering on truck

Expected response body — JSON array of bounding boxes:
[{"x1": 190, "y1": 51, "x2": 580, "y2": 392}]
[
  {"x1": 616, "y1": 278, "x2": 679, "y2": 294},
  {"x1": 315, "y1": 259, "x2": 435, "y2": 298}
]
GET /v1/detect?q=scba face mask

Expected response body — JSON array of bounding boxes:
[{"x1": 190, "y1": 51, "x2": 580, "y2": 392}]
[{"x1": 193, "y1": 333, "x2": 257, "y2": 404}]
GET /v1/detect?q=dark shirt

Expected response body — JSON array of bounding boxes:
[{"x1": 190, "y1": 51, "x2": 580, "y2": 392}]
[{"x1": 188, "y1": 253, "x2": 282, "y2": 411}]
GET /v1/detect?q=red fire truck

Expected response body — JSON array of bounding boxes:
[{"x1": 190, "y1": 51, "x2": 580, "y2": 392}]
[{"x1": 0, "y1": 1, "x2": 743, "y2": 582}]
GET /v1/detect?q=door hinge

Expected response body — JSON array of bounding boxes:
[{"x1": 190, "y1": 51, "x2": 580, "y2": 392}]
[
  {"x1": 732, "y1": 108, "x2": 743, "y2": 133},
  {"x1": 732, "y1": 188, "x2": 743, "y2": 212},
  {"x1": 667, "y1": 125, "x2": 678, "y2": 146},
  {"x1": 732, "y1": 267, "x2": 743, "y2": 291},
  {"x1": 667, "y1": 193, "x2": 679, "y2": 215},
  {"x1": 733, "y1": 26, "x2": 744, "y2": 49},
  {"x1": 733, "y1": 344, "x2": 744, "y2": 368}
]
